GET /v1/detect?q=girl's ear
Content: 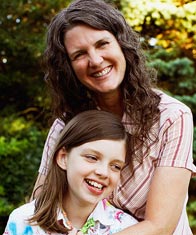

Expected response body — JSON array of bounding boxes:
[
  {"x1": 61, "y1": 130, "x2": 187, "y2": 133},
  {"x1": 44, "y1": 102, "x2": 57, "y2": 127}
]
[{"x1": 56, "y1": 147, "x2": 67, "y2": 170}]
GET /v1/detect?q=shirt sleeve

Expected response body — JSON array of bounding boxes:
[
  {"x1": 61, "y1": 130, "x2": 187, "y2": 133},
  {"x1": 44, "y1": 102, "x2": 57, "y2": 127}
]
[
  {"x1": 39, "y1": 118, "x2": 65, "y2": 175},
  {"x1": 157, "y1": 110, "x2": 196, "y2": 175}
]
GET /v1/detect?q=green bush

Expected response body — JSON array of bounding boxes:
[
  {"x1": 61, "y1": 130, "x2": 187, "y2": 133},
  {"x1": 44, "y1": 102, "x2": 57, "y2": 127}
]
[
  {"x1": 0, "y1": 115, "x2": 47, "y2": 215},
  {"x1": 187, "y1": 189, "x2": 196, "y2": 234}
]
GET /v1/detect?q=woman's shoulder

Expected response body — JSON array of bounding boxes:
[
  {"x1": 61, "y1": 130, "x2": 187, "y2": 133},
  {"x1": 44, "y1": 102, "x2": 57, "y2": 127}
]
[
  {"x1": 50, "y1": 118, "x2": 65, "y2": 131},
  {"x1": 156, "y1": 89, "x2": 191, "y2": 113},
  {"x1": 46, "y1": 118, "x2": 65, "y2": 140},
  {"x1": 155, "y1": 89, "x2": 193, "y2": 125}
]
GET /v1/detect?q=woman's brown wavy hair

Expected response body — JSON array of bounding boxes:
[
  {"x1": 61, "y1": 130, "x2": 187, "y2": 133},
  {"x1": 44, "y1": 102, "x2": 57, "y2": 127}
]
[
  {"x1": 29, "y1": 110, "x2": 129, "y2": 233},
  {"x1": 42, "y1": 0, "x2": 161, "y2": 162}
]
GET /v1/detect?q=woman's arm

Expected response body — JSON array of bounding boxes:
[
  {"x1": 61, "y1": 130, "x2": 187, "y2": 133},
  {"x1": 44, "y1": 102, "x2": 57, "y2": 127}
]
[
  {"x1": 113, "y1": 107, "x2": 195, "y2": 235},
  {"x1": 30, "y1": 119, "x2": 65, "y2": 201},
  {"x1": 113, "y1": 166, "x2": 192, "y2": 235},
  {"x1": 30, "y1": 173, "x2": 46, "y2": 201}
]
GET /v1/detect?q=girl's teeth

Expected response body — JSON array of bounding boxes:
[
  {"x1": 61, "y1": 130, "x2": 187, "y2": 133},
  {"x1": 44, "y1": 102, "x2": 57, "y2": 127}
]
[
  {"x1": 86, "y1": 180, "x2": 103, "y2": 189},
  {"x1": 93, "y1": 66, "x2": 111, "y2": 78}
]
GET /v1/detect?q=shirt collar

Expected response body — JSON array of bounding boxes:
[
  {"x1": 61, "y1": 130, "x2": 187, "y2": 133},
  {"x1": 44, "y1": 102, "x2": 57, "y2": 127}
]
[
  {"x1": 57, "y1": 199, "x2": 115, "y2": 230},
  {"x1": 88, "y1": 199, "x2": 115, "y2": 226},
  {"x1": 57, "y1": 208, "x2": 72, "y2": 230}
]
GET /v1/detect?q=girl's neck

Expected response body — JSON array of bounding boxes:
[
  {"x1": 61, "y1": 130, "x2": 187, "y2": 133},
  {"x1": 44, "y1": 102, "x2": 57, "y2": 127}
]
[{"x1": 63, "y1": 199, "x2": 96, "y2": 229}]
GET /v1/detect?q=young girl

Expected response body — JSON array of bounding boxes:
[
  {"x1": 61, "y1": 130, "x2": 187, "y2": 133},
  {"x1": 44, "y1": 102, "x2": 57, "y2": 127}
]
[{"x1": 3, "y1": 110, "x2": 137, "y2": 235}]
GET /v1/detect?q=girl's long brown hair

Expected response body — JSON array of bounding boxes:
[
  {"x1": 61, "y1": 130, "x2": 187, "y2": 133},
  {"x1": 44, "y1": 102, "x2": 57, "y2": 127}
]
[
  {"x1": 43, "y1": 0, "x2": 161, "y2": 163},
  {"x1": 29, "y1": 110, "x2": 129, "y2": 233}
]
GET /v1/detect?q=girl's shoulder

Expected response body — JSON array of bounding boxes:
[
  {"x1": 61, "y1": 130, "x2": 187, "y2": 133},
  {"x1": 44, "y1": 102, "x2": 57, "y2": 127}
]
[
  {"x1": 3, "y1": 201, "x2": 37, "y2": 235},
  {"x1": 8, "y1": 200, "x2": 35, "y2": 221},
  {"x1": 99, "y1": 199, "x2": 138, "y2": 224}
]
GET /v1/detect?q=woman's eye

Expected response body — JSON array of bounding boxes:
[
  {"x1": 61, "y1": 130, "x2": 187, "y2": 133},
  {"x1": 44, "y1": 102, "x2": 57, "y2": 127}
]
[
  {"x1": 99, "y1": 41, "x2": 109, "y2": 48},
  {"x1": 72, "y1": 52, "x2": 85, "y2": 61}
]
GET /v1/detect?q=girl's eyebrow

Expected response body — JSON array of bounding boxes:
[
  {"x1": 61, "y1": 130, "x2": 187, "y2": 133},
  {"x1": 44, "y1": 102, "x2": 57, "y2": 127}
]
[{"x1": 81, "y1": 148, "x2": 101, "y2": 155}]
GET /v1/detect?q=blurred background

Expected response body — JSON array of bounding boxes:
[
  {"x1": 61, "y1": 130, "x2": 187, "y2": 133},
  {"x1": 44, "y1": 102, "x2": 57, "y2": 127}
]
[{"x1": 0, "y1": 0, "x2": 196, "y2": 233}]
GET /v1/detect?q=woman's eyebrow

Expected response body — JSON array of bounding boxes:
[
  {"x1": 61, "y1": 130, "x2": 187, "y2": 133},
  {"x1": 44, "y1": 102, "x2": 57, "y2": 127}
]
[
  {"x1": 69, "y1": 49, "x2": 86, "y2": 59},
  {"x1": 95, "y1": 36, "x2": 111, "y2": 45},
  {"x1": 69, "y1": 36, "x2": 112, "y2": 59}
]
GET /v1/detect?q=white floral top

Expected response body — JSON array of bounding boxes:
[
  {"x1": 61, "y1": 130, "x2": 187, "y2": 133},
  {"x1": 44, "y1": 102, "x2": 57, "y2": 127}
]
[{"x1": 3, "y1": 199, "x2": 137, "y2": 235}]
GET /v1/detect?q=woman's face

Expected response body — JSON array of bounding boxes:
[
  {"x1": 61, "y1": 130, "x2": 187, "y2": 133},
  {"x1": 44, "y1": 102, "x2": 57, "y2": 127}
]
[
  {"x1": 57, "y1": 139, "x2": 126, "y2": 207},
  {"x1": 64, "y1": 24, "x2": 126, "y2": 96}
]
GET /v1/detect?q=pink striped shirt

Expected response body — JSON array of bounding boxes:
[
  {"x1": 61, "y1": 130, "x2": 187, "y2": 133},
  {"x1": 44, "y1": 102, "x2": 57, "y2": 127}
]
[{"x1": 39, "y1": 90, "x2": 196, "y2": 235}]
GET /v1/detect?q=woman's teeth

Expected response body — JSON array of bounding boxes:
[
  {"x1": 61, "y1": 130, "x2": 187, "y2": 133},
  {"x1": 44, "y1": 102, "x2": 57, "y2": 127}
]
[{"x1": 93, "y1": 66, "x2": 112, "y2": 78}]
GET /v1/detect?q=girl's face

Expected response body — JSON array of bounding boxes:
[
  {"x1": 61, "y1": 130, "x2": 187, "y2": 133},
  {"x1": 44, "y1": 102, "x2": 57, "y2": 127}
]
[
  {"x1": 64, "y1": 24, "x2": 126, "y2": 96},
  {"x1": 57, "y1": 139, "x2": 126, "y2": 207}
]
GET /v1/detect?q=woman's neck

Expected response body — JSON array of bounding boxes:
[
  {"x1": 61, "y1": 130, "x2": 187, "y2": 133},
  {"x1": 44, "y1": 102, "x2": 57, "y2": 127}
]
[{"x1": 95, "y1": 90, "x2": 124, "y2": 118}]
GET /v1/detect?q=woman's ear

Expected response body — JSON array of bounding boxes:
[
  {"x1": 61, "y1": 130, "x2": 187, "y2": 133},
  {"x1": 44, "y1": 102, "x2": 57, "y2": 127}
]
[{"x1": 56, "y1": 147, "x2": 67, "y2": 170}]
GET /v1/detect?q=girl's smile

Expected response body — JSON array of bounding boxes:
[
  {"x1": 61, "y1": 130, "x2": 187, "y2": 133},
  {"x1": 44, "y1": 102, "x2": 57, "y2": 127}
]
[{"x1": 57, "y1": 139, "x2": 126, "y2": 207}]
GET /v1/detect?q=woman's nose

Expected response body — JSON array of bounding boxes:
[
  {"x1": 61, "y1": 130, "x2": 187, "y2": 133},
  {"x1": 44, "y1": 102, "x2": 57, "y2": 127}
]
[{"x1": 88, "y1": 50, "x2": 103, "y2": 67}]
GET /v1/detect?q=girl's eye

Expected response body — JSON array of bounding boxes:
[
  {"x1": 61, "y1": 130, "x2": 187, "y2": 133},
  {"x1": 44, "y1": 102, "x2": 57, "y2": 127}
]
[
  {"x1": 111, "y1": 164, "x2": 122, "y2": 172},
  {"x1": 85, "y1": 155, "x2": 98, "y2": 162}
]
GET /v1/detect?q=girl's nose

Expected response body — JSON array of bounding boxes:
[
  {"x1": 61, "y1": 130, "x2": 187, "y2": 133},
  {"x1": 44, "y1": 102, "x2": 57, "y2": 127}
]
[
  {"x1": 88, "y1": 50, "x2": 103, "y2": 67},
  {"x1": 94, "y1": 164, "x2": 109, "y2": 178}
]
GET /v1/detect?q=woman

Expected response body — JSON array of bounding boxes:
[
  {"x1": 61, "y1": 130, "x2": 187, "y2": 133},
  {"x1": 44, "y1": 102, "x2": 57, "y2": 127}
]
[{"x1": 33, "y1": 0, "x2": 196, "y2": 234}]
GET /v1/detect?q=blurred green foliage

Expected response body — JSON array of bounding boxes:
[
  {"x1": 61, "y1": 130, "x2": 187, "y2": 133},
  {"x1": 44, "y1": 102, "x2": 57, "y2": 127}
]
[
  {"x1": 0, "y1": 115, "x2": 47, "y2": 211},
  {"x1": 0, "y1": 0, "x2": 196, "y2": 234}
]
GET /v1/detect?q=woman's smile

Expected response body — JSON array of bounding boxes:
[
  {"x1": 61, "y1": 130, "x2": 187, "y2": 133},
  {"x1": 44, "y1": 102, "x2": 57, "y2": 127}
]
[
  {"x1": 64, "y1": 24, "x2": 126, "y2": 95},
  {"x1": 91, "y1": 65, "x2": 113, "y2": 79}
]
